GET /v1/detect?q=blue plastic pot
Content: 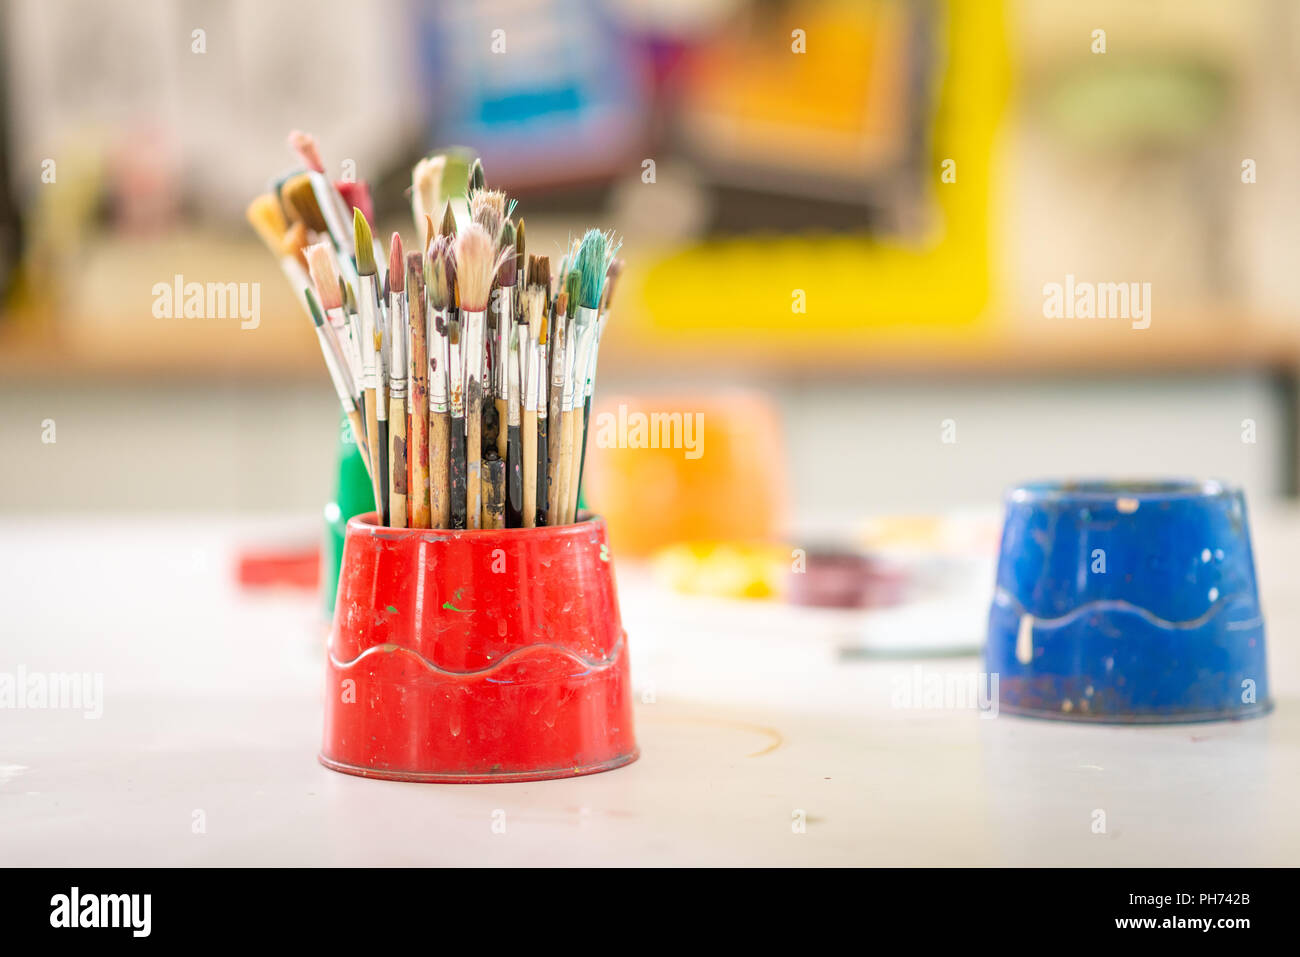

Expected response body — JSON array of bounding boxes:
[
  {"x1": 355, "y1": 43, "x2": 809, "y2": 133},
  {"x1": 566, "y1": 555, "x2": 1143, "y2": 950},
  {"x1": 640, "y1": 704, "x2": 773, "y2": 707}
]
[{"x1": 986, "y1": 479, "x2": 1271, "y2": 722}]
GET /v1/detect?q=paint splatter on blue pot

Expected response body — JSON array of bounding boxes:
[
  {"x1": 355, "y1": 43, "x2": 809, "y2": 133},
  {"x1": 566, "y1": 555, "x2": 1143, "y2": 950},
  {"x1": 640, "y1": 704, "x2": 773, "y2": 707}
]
[{"x1": 985, "y1": 479, "x2": 1270, "y2": 722}]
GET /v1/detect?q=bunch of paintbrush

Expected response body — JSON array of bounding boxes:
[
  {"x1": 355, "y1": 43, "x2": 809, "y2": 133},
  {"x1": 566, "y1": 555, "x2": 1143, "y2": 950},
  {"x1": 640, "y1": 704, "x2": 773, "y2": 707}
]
[{"x1": 250, "y1": 138, "x2": 622, "y2": 529}]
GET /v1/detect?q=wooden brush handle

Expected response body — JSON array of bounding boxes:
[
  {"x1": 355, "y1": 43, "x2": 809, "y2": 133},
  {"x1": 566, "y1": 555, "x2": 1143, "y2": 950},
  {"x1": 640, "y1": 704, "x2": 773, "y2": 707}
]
[
  {"x1": 409, "y1": 392, "x2": 430, "y2": 530},
  {"x1": 466, "y1": 383, "x2": 483, "y2": 529},
  {"x1": 364, "y1": 389, "x2": 381, "y2": 516},
  {"x1": 483, "y1": 456, "x2": 506, "y2": 530},
  {"x1": 536, "y1": 419, "x2": 549, "y2": 527},
  {"x1": 565, "y1": 408, "x2": 584, "y2": 524},
  {"x1": 522, "y1": 410, "x2": 538, "y2": 528},
  {"x1": 449, "y1": 416, "x2": 467, "y2": 530},
  {"x1": 389, "y1": 393, "x2": 408, "y2": 529},
  {"x1": 555, "y1": 409, "x2": 574, "y2": 526},
  {"x1": 430, "y1": 411, "x2": 450, "y2": 530},
  {"x1": 495, "y1": 397, "x2": 508, "y2": 460}
]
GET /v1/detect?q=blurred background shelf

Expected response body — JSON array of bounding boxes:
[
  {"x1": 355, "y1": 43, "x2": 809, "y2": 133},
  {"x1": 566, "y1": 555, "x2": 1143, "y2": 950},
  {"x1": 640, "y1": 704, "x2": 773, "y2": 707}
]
[{"x1": 5, "y1": 302, "x2": 1295, "y2": 382}]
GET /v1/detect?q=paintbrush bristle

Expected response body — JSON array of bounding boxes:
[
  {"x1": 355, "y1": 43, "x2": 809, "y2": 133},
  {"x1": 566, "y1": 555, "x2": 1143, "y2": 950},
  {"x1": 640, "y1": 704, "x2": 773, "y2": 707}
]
[
  {"x1": 353, "y1": 208, "x2": 376, "y2": 276},
  {"x1": 601, "y1": 257, "x2": 624, "y2": 313},
  {"x1": 288, "y1": 130, "x2": 326, "y2": 173},
  {"x1": 470, "y1": 192, "x2": 504, "y2": 241},
  {"x1": 439, "y1": 201, "x2": 457, "y2": 239},
  {"x1": 342, "y1": 280, "x2": 357, "y2": 314},
  {"x1": 453, "y1": 222, "x2": 508, "y2": 313},
  {"x1": 426, "y1": 236, "x2": 455, "y2": 312},
  {"x1": 307, "y1": 243, "x2": 342, "y2": 310},
  {"x1": 246, "y1": 194, "x2": 287, "y2": 253},
  {"x1": 574, "y1": 229, "x2": 613, "y2": 311},
  {"x1": 468, "y1": 158, "x2": 485, "y2": 194},
  {"x1": 281, "y1": 222, "x2": 310, "y2": 270},
  {"x1": 524, "y1": 285, "x2": 546, "y2": 330},
  {"x1": 388, "y1": 233, "x2": 404, "y2": 293},
  {"x1": 564, "y1": 267, "x2": 581, "y2": 317},
  {"x1": 280, "y1": 174, "x2": 327, "y2": 234},
  {"x1": 531, "y1": 255, "x2": 551, "y2": 297},
  {"x1": 497, "y1": 221, "x2": 517, "y2": 286},
  {"x1": 411, "y1": 155, "x2": 446, "y2": 235},
  {"x1": 424, "y1": 214, "x2": 436, "y2": 251}
]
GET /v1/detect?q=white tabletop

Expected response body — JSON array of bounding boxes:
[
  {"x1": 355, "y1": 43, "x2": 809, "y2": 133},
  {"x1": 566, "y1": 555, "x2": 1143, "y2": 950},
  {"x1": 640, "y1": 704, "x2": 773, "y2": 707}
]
[{"x1": 2, "y1": 512, "x2": 1297, "y2": 866}]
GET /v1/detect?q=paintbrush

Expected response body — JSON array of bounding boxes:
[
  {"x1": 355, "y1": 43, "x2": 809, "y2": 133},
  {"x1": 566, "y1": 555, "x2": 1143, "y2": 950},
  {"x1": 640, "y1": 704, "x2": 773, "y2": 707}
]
[
  {"x1": 279, "y1": 174, "x2": 329, "y2": 237},
  {"x1": 411, "y1": 155, "x2": 446, "y2": 244},
  {"x1": 576, "y1": 256, "x2": 624, "y2": 500},
  {"x1": 439, "y1": 200, "x2": 458, "y2": 240},
  {"x1": 530, "y1": 256, "x2": 551, "y2": 525},
  {"x1": 306, "y1": 243, "x2": 362, "y2": 407},
  {"x1": 406, "y1": 250, "x2": 431, "y2": 529},
  {"x1": 494, "y1": 220, "x2": 516, "y2": 464},
  {"x1": 246, "y1": 195, "x2": 311, "y2": 311},
  {"x1": 446, "y1": 311, "x2": 467, "y2": 530},
  {"x1": 354, "y1": 208, "x2": 386, "y2": 521},
  {"x1": 468, "y1": 157, "x2": 486, "y2": 196},
  {"x1": 376, "y1": 275, "x2": 391, "y2": 526},
  {"x1": 288, "y1": 131, "x2": 356, "y2": 266},
  {"x1": 520, "y1": 284, "x2": 544, "y2": 527},
  {"x1": 567, "y1": 233, "x2": 617, "y2": 522},
  {"x1": 426, "y1": 237, "x2": 455, "y2": 529},
  {"x1": 387, "y1": 234, "x2": 409, "y2": 528},
  {"x1": 483, "y1": 452, "x2": 506, "y2": 530},
  {"x1": 555, "y1": 269, "x2": 582, "y2": 524},
  {"x1": 514, "y1": 218, "x2": 526, "y2": 317},
  {"x1": 455, "y1": 223, "x2": 505, "y2": 529},
  {"x1": 546, "y1": 278, "x2": 570, "y2": 525},
  {"x1": 505, "y1": 323, "x2": 523, "y2": 526},
  {"x1": 306, "y1": 289, "x2": 369, "y2": 474}
]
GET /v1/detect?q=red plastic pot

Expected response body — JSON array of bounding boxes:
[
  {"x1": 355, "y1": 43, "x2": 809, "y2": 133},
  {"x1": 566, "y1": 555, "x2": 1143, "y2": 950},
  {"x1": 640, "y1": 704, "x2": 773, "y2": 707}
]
[{"x1": 320, "y1": 513, "x2": 638, "y2": 782}]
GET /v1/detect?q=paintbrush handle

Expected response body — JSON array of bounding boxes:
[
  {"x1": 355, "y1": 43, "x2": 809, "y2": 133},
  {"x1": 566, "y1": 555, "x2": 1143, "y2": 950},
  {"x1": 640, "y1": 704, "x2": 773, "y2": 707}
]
[
  {"x1": 430, "y1": 411, "x2": 450, "y2": 530},
  {"x1": 506, "y1": 424, "x2": 523, "y2": 527},
  {"x1": 449, "y1": 416, "x2": 467, "y2": 530},
  {"x1": 555, "y1": 409, "x2": 574, "y2": 526},
  {"x1": 522, "y1": 410, "x2": 537, "y2": 528},
  {"x1": 409, "y1": 365, "x2": 430, "y2": 531},
  {"x1": 376, "y1": 419, "x2": 390, "y2": 526},
  {"x1": 466, "y1": 382, "x2": 483, "y2": 529},
  {"x1": 576, "y1": 396, "x2": 592, "y2": 515},
  {"x1": 364, "y1": 389, "x2": 381, "y2": 516},
  {"x1": 564, "y1": 409, "x2": 583, "y2": 524},
  {"x1": 389, "y1": 392, "x2": 408, "y2": 529},
  {"x1": 483, "y1": 455, "x2": 506, "y2": 530},
  {"x1": 495, "y1": 397, "x2": 508, "y2": 460},
  {"x1": 536, "y1": 417, "x2": 549, "y2": 527}
]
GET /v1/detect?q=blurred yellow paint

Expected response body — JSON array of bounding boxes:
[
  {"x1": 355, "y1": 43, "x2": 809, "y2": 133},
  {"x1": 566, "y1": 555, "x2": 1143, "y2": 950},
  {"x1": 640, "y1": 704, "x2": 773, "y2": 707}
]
[{"x1": 628, "y1": 0, "x2": 1009, "y2": 347}]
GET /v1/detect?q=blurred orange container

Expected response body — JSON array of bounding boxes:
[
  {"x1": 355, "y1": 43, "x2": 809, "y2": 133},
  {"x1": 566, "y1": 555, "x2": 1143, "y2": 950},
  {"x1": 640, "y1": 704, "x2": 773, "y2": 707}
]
[{"x1": 583, "y1": 391, "x2": 787, "y2": 557}]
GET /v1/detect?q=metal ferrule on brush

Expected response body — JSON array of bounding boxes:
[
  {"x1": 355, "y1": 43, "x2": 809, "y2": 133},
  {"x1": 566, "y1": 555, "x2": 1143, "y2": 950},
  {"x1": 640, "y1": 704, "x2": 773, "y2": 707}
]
[
  {"x1": 389, "y1": 297, "x2": 408, "y2": 402},
  {"x1": 429, "y1": 310, "x2": 450, "y2": 415},
  {"x1": 523, "y1": 329, "x2": 541, "y2": 414},
  {"x1": 493, "y1": 287, "x2": 514, "y2": 399},
  {"x1": 357, "y1": 274, "x2": 380, "y2": 392},
  {"x1": 463, "y1": 309, "x2": 487, "y2": 403},
  {"x1": 447, "y1": 319, "x2": 465, "y2": 420},
  {"x1": 507, "y1": 332, "x2": 521, "y2": 427},
  {"x1": 569, "y1": 307, "x2": 599, "y2": 412}
]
